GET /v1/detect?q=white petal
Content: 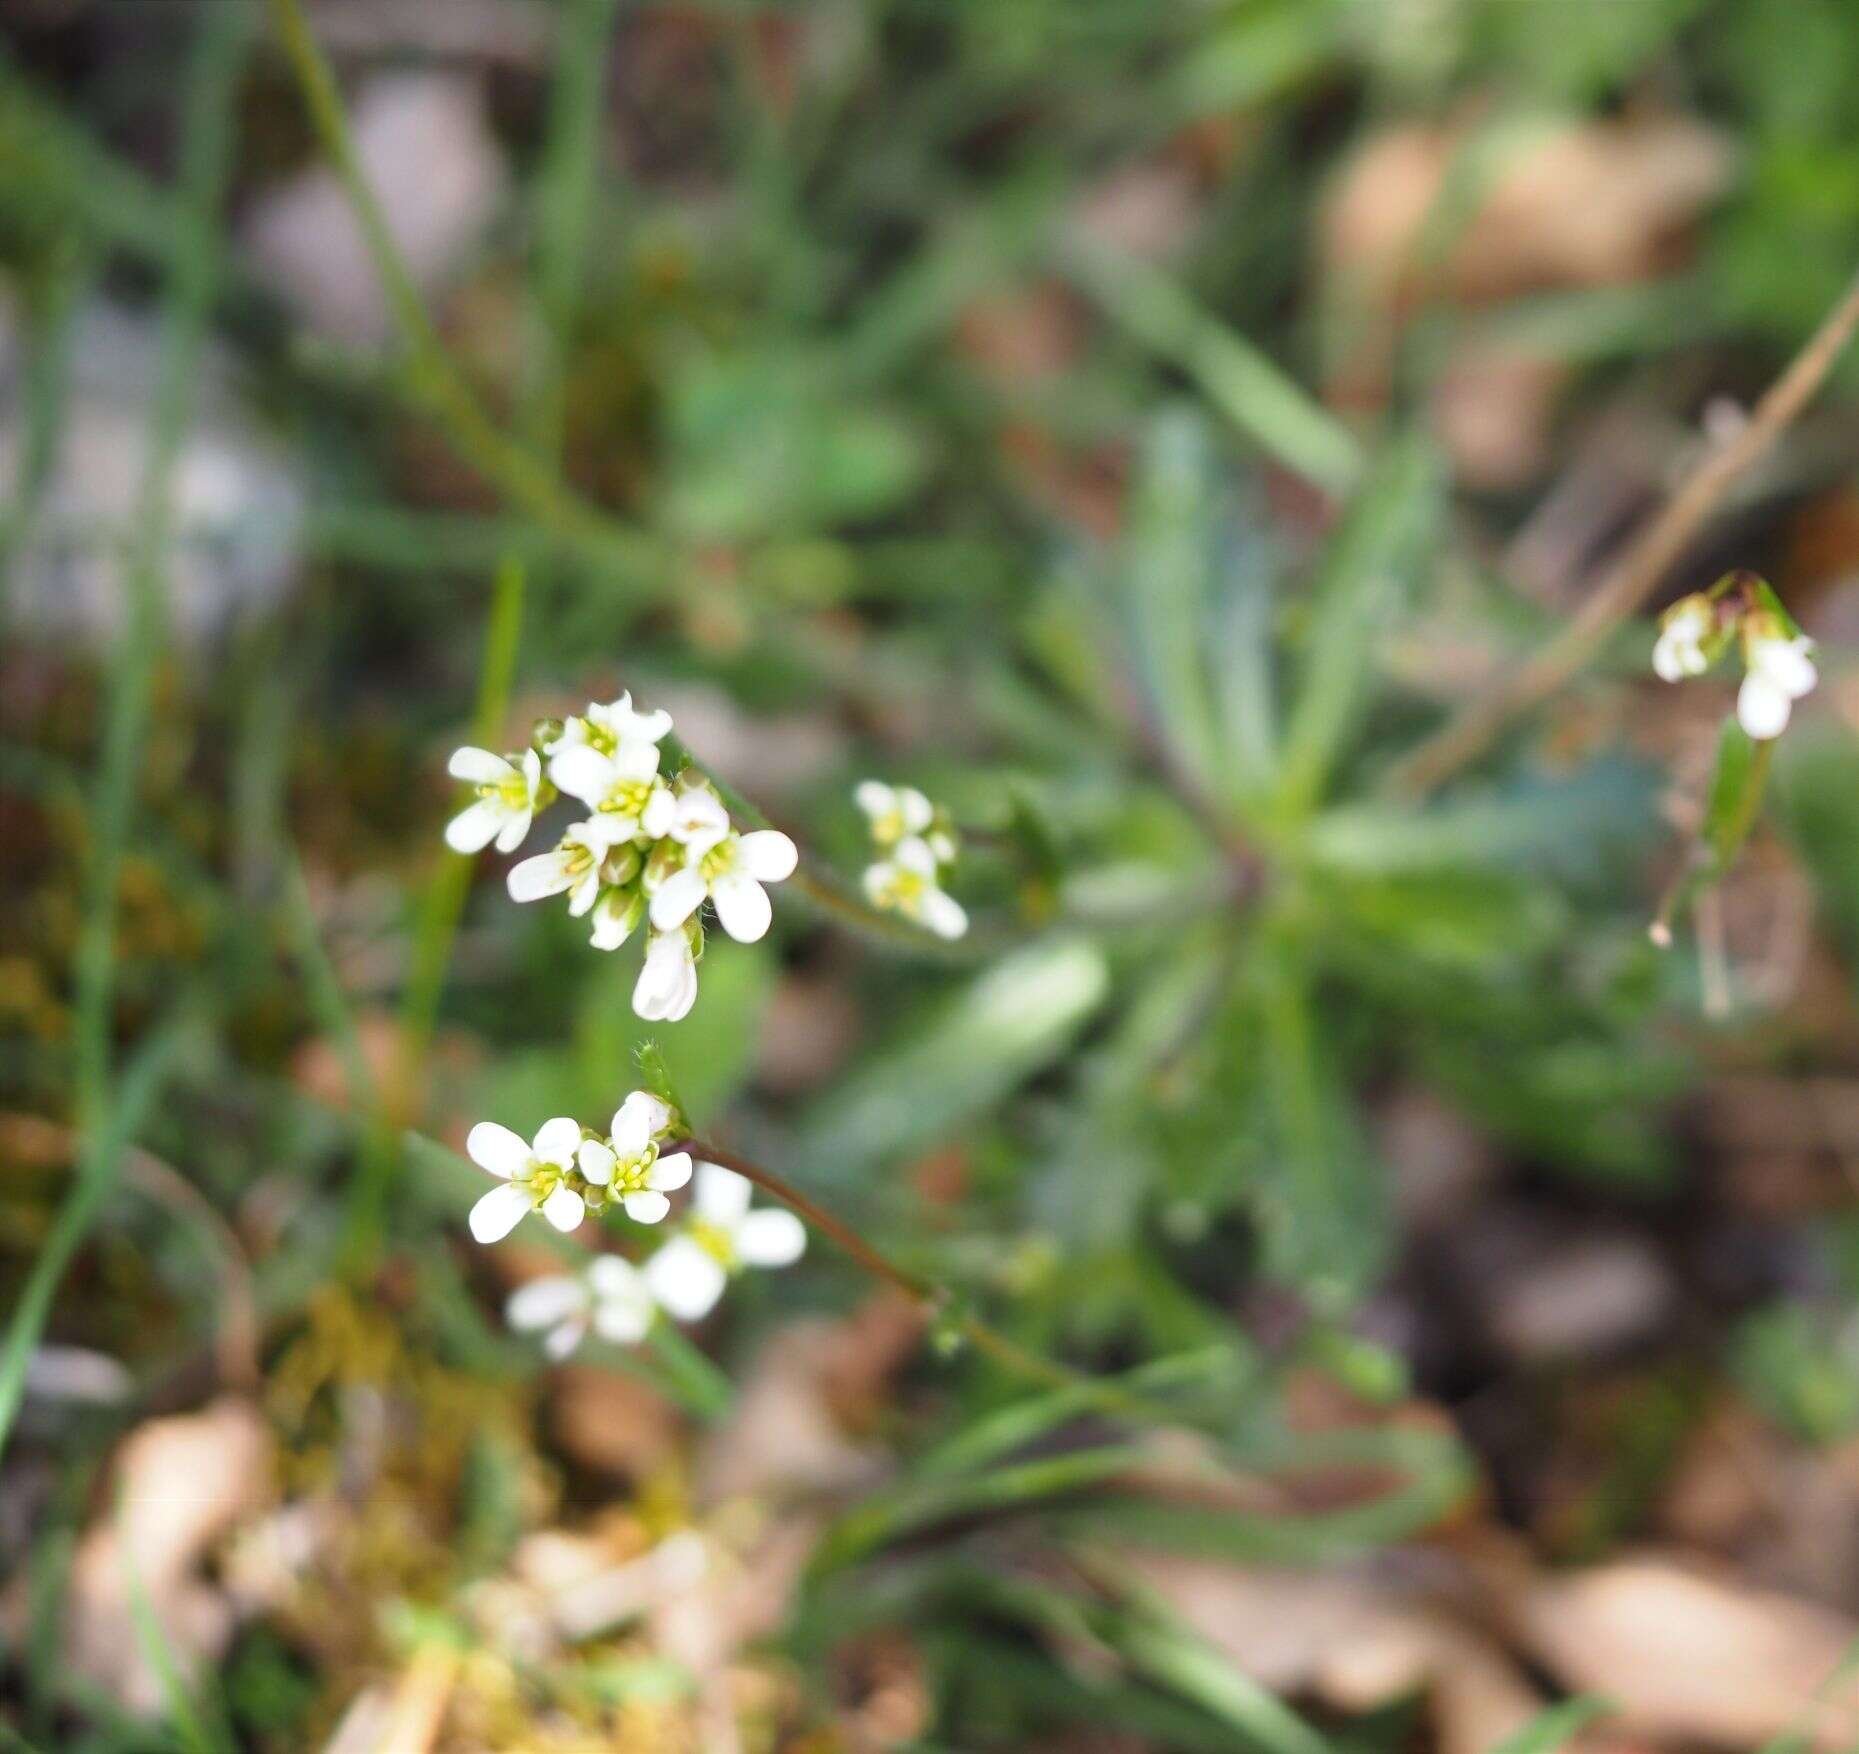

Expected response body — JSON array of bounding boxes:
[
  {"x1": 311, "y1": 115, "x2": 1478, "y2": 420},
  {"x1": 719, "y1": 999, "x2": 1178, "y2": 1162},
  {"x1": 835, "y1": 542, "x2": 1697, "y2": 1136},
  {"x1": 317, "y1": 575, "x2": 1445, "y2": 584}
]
[
  {"x1": 922, "y1": 888, "x2": 969, "y2": 940},
  {"x1": 737, "y1": 829, "x2": 797, "y2": 882},
  {"x1": 541, "y1": 1185, "x2": 586, "y2": 1232},
  {"x1": 863, "y1": 861, "x2": 894, "y2": 904},
  {"x1": 492, "y1": 805, "x2": 535, "y2": 855},
  {"x1": 507, "y1": 848, "x2": 577, "y2": 903},
  {"x1": 623, "y1": 1189, "x2": 671, "y2": 1225},
  {"x1": 506, "y1": 1274, "x2": 587, "y2": 1332},
  {"x1": 645, "y1": 1237, "x2": 728, "y2": 1322},
  {"x1": 640, "y1": 786, "x2": 675, "y2": 840},
  {"x1": 1652, "y1": 636, "x2": 1684, "y2": 684},
  {"x1": 567, "y1": 867, "x2": 603, "y2": 917},
  {"x1": 549, "y1": 745, "x2": 614, "y2": 807},
  {"x1": 854, "y1": 780, "x2": 895, "y2": 821},
  {"x1": 649, "y1": 867, "x2": 709, "y2": 932},
  {"x1": 895, "y1": 836, "x2": 938, "y2": 877},
  {"x1": 589, "y1": 890, "x2": 641, "y2": 951},
  {"x1": 467, "y1": 1121, "x2": 531, "y2": 1179},
  {"x1": 533, "y1": 1116, "x2": 583, "y2": 1168},
  {"x1": 445, "y1": 800, "x2": 503, "y2": 854},
  {"x1": 448, "y1": 746, "x2": 511, "y2": 784},
  {"x1": 1756, "y1": 637, "x2": 1817, "y2": 698},
  {"x1": 694, "y1": 1162, "x2": 753, "y2": 1223},
  {"x1": 711, "y1": 873, "x2": 772, "y2": 944},
  {"x1": 591, "y1": 1296, "x2": 651, "y2": 1345},
  {"x1": 610, "y1": 740, "x2": 661, "y2": 783},
  {"x1": 520, "y1": 748, "x2": 543, "y2": 793},
  {"x1": 577, "y1": 1139, "x2": 616, "y2": 1186},
  {"x1": 898, "y1": 787, "x2": 933, "y2": 832},
  {"x1": 1738, "y1": 672, "x2": 1793, "y2": 740},
  {"x1": 543, "y1": 1316, "x2": 588, "y2": 1360},
  {"x1": 611, "y1": 1091, "x2": 672, "y2": 1153},
  {"x1": 649, "y1": 1150, "x2": 692, "y2": 1192},
  {"x1": 735, "y1": 1207, "x2": 807, "y2": 1268},
  {"x1": 664, "y1": 958, "x2": 699, "y2": 1020},
  {"x1": 587, "y1": 1254, "x2": 645, "y2": 1299},
  {"x1": 469, "y1": 1182, "x2": 532, "y2": 1243}
]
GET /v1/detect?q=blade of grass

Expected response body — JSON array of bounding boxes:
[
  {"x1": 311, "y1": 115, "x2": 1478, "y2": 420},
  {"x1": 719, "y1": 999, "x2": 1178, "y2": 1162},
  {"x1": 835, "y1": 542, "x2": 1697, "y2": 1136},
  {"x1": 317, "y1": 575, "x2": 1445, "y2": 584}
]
[
  {"x1": 339, "y1": 554, "x2": 527, "y2": 1268},
  {"x1": 1061, "y1": 234, "x2": 1363, "y2": 497},
  {"x1": 1490, "y1": 1698, "x2": 1616, "y2": 1754},
  {"x1": 120, "y1": 1500, "x2": 236, "y2": 1754},
  {"x1": 0, "y1": 0, "x2": 250, "y2": 1465}
]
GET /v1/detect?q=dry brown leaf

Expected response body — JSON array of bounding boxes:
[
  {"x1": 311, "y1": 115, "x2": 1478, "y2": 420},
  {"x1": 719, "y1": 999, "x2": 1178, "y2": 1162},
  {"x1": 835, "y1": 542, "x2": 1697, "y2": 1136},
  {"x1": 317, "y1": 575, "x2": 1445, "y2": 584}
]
[
  {"x1": 549, "y1": 1364, "x2": 683, "y2": 1480},
  {"x1": 1322, "y1": 113, "x2": 1732, "y2": 309},
  {"x1": 64, "y1": 1397, "x2": 274, "y2": 1715},
  {"x1": 1518, "y1": 1554, "x2": 1859, "y2": 1748}
]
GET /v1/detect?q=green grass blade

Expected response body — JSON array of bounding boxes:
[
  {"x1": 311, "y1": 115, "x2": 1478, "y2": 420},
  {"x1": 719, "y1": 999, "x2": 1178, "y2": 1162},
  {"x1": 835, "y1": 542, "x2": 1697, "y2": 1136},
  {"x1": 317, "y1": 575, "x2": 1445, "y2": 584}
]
[{"x1": 1490, "y1": 1698, "x2": 1616, "y2": 1754}]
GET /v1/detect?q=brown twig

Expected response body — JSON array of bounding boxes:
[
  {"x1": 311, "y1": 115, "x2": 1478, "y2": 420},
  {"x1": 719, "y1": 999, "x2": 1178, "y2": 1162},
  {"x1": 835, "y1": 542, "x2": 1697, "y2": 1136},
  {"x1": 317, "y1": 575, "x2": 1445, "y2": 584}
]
[{"x1": 1392, "y1": 263, "x2": 1859, "y2": 798}]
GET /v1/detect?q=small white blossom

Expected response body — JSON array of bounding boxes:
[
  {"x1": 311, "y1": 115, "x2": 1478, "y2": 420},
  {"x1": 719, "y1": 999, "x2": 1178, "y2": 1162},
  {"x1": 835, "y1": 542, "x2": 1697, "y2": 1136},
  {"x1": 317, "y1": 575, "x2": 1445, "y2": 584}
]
[
  {"x1": 650, "y1": 829, "x2": 798, "y2": 945},
  {"x1": 577, "y1": 1090, "x2": 691, "y2": 1225},
  {"x1": 466, "y1": 1116, "x2": 589, "y2": 1243},
  {"x1": 1652, "y1": 597, "x2": 1715, "y2": 684},
  {"x1": 507, "y1": 820, "x2": 623, "y2": 917},
  {"x1": 863, "y1": 836, "x2": 968, "y2": 940},
  {"x1": 506, "y1": 1255, "x2": 656, "y2": 1359},
  {"x1": 855, "y1": 779, "x2": 933, "y2": 849},
  {"x1": 445, "y1": 747, "x2": 544, "y2": 855},
  {"x1": 544, "y1": 692, "x2": 674, "y2": 757},
  {"x1": 1738, "y1": 625, "x2": 1817, "y2": 741},
  {"x1": 634, "y1": 925, "x2": 701, "y2": 1022},
  {"x1": 645, "y1": 1162, "x2": 807, "y2": 1322},
  {"x1": 550, "y1": 739, "x2": 675, "y2": 842}
]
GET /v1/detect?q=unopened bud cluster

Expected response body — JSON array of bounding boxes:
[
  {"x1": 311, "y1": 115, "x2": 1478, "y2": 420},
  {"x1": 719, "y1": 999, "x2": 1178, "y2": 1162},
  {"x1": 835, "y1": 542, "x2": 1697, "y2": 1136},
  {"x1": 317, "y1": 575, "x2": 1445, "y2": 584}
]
[{"x1": 1653, "y1": 575, "x2": 1818, "y2": 742}]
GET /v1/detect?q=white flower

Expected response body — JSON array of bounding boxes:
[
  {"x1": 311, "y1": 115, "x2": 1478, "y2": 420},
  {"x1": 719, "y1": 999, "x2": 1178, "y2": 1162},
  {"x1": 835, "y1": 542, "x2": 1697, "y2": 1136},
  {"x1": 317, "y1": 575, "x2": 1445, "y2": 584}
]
[
  {"x1": 644, "y1": 1162, "x2": 807, "y2": 1322},
  {"x1": 445, "y1": 747, "x2": 544, "y2": 854},
  {"x1": 633, "y1": 926, "x2": 700, "y2": 1022},
  {"x1": 549, "y1": 739, "x2": 675, "y2": 842},
  {"x1": 576, "y1": 1090, "x2": 691, "y2": 1225},
  {"x1": 507, "y1": 820, "x2": 621, "y2": 917},
  {"x1": 863, "y1": 836, "x2": 967, "y2": 939},
  {"x1": 1738, "y1": 627, "x2": 1817, "y2": 741},
  {"x1": 544, "y1": 692, "x2": 674, "y2": 756},
  {"x1": 466, "y1": 1116, "x2": 589, "y2": 1243},
  {"x1": 1652, "y1": 598, "x2": 1714, "y2": 684},
  {"x1": 589, "y1": 885, "x2": 644, "y2": 951},
  {"x1": 661, "y1": 787, "x2": 731, "y2": 849},
  {"x1": 649, "y1": 829, "x2": 798, "y2": 944},
  {"x1": 855, "y1": 779, "x2": 933, "y2": 849},
  {"x1": 506, "y1": 1255, "x2": 656, "y2": 1359}
]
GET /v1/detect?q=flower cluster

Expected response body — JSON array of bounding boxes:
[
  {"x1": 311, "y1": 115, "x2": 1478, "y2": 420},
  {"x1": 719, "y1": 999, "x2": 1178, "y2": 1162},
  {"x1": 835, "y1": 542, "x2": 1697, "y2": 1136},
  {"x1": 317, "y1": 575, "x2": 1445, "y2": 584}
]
[
  {"x1": 855, "y1": 780, "x2": 967, "y2": 940},
  {"x1": 446, "y1": 693, "x2": 797, "y2": 1022},
  {"x1": 497, "y1": 1160, "x2": 807, "y2": 1357},
  {"x1": 465, "y1": 1091, "x2": 691, "y2": 1243},
  {"x1": 1652, "y1": 581, "x2": 1818, "y2": 742}
]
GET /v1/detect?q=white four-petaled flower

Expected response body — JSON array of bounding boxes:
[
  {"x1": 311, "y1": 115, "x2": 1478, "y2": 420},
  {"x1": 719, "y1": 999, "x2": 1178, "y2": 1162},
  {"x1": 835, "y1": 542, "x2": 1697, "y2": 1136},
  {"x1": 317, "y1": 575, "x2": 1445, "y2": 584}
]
[
  {"x1": 466, "y1": 1116, "x2": 590, "y2": 1242},
  {"x1": 864, "y1": 836, "x2": 968, "y2": 940},
  {"x1": 506, "y1": 1255, "x2": 656, "y2": 1359},
  {"x1": 645, "y1": 1162, "x2": 807, "y2": 1322},
  {"x1": 577, "y1": 1091, "x2": 691, "y2": 1225},
  {"x1": 855, "y1": 779, "x2": 933, "y2": 849},
  {"x1": 445, "y1": 747, "x2": 544, "y2": 854},
  {"x1": 544, "y1": 692, "x2": 674, "y2": 756},
  {"x1": 650, "y1": 829, "x2": 799, "y2": 945},
  {"x1": 1738, "y1": 626, "x2": 1817, "y2": 741},
  {"x1": 550, "y1": 740, "x2": 675, "y2": 843}
]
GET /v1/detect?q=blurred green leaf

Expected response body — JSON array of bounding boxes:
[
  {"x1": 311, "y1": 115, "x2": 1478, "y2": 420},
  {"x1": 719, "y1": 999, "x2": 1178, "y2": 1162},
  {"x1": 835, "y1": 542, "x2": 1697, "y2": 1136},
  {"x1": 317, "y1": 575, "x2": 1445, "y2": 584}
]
[
  {"x1": 1489, "y1": 1698, "x2": 1616, "y2": 1754},
  {"x1": 1277, "y1": 434, "x2": 1440, "y2": 816},
  {"x1": 794, "y1": 938, "x2": 1110, "y2": 1178}
]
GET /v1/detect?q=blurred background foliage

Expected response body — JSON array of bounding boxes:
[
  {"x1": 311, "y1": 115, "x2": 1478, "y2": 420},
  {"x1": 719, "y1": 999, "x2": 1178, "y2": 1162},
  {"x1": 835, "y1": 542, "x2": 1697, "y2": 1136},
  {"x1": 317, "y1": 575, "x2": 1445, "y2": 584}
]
[{"x1": 6, "y1": 0, "x2": 1859, "y2": 1749}]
